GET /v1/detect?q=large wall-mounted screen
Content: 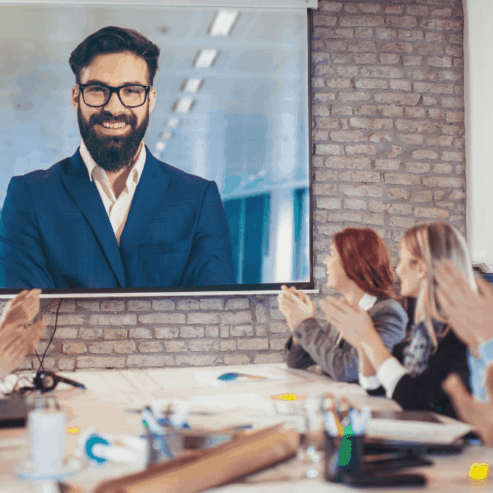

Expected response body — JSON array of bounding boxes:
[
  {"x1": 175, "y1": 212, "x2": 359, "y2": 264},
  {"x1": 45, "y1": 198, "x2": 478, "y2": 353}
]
[{"x1": 0, "y1": 3, "x2": 312, "y2": 295}]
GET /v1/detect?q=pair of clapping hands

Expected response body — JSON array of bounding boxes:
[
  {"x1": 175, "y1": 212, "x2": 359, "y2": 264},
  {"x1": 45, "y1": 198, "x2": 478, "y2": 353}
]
[
  {"x1": 0, "y1": 289, "x2": 45, "y2": 381},
  {"x1": 277, "y1": 286, "x2": 374, "y2": 346},
  {"x1": 436, "y1": 261, "x2": 493, "y2": 445}
]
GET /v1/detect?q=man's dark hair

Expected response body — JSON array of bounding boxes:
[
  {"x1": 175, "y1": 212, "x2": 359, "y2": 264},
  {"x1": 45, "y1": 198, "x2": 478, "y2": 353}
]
[{"x1": 69, "y1": 26, "x2": 160, "y2": 85}]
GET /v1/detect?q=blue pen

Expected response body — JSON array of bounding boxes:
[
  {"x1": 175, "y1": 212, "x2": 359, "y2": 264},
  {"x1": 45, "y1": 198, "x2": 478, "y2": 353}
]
[
  {"x1": 142, "y1": 407, "x2": 174, "y2": 459},
  {"x1": 217, "y1": 372, "x2": 266, "y2": 381},
  {"x1": 142, "y1": 407, "x2": 163, "y2": 434}
]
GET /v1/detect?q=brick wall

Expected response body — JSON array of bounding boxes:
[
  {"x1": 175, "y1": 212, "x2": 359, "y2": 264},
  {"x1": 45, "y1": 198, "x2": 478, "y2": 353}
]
[{"x1": 17, "y1": 0, "x2": 466, "y2": 373}]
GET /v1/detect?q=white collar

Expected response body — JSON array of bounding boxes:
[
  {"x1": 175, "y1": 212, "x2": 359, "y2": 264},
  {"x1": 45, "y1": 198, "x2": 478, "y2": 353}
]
[
  {"x1": 358, "y1": 293, "x2": 378, "y2": 311},
  {"x1": 79, "y1": 140, "x2": 146, "y2": 185}
]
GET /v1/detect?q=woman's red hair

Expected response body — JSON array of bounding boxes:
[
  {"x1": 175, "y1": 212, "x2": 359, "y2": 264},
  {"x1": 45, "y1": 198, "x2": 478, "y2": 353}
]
[{"x1": 332, "y1": 227, "x2": 398, "y2": 300}]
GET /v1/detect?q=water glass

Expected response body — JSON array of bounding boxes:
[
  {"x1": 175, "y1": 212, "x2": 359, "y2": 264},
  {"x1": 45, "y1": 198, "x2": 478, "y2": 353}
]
[{"x1": 298, "y1": 399, "x2": 323, "y2": 479}]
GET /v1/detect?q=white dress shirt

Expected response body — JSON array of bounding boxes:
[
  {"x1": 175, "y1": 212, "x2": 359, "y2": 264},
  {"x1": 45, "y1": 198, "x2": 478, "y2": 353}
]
[
  {"x1": 358, "y1": 293, "x2": 378, "y2": 311},
  {"x1": 79, "y1": 140, "x2": 146, "y2": 246}
]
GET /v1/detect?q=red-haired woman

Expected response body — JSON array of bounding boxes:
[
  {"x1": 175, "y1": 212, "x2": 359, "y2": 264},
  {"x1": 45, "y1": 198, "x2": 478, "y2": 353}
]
[{"x1": 279, "y1": 227, "x2": 408, "y2": 382}]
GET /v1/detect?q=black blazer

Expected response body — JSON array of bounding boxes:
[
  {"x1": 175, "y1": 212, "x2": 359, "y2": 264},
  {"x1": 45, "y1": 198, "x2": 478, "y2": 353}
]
[{"x1": 368, "y1": 325, "x2": 471, "y2": 418}]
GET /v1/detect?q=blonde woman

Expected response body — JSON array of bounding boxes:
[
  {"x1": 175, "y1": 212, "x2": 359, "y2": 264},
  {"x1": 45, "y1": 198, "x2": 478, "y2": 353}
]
[{"x1": 320, "y1": 222, "x2": 474, "y2": 417}]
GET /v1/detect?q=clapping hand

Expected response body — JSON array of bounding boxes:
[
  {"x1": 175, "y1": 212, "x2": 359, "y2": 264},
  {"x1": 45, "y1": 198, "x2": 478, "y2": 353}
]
[
  {"x1": 277, "y1": 285, "x2": 316, "y2": 333},
  {"x1": 443, "y1": 366, "x2": 493, "y2": 445},
  {"x1": 0, "y1": 289, "x2": 45, "y2": 380},
  {"x1": 319, "y1": 296, "x2": 375, "y2": 348},
  {"x1": 0, "y1": 289, "x2": 42, "y2": 330},
  {"x1": 436, "y1": 261, "x2": 493, "y2": 354}
]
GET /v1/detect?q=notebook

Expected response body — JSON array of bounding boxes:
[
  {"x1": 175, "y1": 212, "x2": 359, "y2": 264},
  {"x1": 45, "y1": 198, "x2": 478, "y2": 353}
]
[
  {"x1": 0, "y1": 397, "x2": 27, "y2": 428},
  {"x1": 366, "y1": 409, "x2": 471, "y2": 444}
]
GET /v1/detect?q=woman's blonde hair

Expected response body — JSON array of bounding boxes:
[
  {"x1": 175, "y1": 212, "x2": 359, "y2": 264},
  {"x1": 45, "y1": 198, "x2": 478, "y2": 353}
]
[{"x1": 401, "y1": 222, "x2": 477, "y2": 350}]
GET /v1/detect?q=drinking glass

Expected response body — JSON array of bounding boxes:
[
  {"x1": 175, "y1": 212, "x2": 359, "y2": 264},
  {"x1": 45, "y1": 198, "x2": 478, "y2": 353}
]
[{"x1": 298, "y1": 397, "x2": 323, "y2": 479}]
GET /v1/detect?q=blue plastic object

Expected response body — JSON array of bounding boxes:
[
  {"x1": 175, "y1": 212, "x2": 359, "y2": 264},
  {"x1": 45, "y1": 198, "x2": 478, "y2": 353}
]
[
  {"x1": 481, "y1": 273, "x2": 493, "y2": 286},
  {"x1": 217, "y1": 372, "x2": 241, "y2": 381},
  {"x1": 85, "y1": 434, "x2": 110, "y2": 463}
]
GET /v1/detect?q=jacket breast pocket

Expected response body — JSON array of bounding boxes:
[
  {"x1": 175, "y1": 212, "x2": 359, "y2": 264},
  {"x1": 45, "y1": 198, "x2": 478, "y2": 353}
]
[{"x1": 138, "y1": 239, "x2": 190, "y2": 255}]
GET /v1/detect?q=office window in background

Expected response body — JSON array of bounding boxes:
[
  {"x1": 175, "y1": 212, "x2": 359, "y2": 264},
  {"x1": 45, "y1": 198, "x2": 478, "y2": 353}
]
[
  {"x1": 294, "y1": 187, "x2": 309, "y2": 281},
  {"x1": 224, "y1": 194, "x2": 270, "y2": 284},
  {"x1": 224, "y1": 188, "x2": 308, "y2": 284}
]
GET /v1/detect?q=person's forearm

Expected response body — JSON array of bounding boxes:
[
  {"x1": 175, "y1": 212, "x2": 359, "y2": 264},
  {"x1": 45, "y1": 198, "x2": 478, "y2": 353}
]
[
  {"x1": 284, "y1": 333, "x2": 315, "y2": 370},
  {"x1": 359, "y1": 333, "x2": 408, "y2": 398},
  {"x1": 479, "y1": 338, "x2": 493, "y2": 363},
  {"x1": 293, "y1": 319, "x2": 358, "y2": 380},
  {"x1": 469, "y1": 328, "x2": 493, "y2": 358},
  {"x1": 358, "y1": 346, "x2": 377, "y2": 377},
  {"x1": 358, "y1": 330, "x2": 394, "y2": 372},
  {"x1": 290, "y1": 314, "x2": 313, "y2": 334}
]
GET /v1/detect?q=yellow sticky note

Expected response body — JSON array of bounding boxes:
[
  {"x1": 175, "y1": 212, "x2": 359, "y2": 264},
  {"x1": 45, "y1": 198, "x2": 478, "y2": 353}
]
[
  {"x1": 271, "y1": 393, "x2": 306, "y2": 401},
  {"x1": 469, "y1": 463, "x2": 490, "y2": 481},
  {"x1": 66, "y1": 426, "x2": 80, "y2": 435}
]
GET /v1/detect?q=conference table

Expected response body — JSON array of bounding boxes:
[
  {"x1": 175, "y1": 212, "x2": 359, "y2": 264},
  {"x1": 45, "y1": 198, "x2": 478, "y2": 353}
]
[{"x1": 0, "y1": 363, "x2": 492, "y2": 492}]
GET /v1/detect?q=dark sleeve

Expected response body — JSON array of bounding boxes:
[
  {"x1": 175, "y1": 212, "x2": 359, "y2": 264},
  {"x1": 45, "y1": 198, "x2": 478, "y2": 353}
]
[
  {"x1": 0, "y1": 177, "x2": 55, "y2": 288},
  {"x1": 287, "y1": 301, "x2": 408, "y2": 383},
  {"x1": 289, "y1": 318, "x2": 358, "y2": 382},
  {"x1": 391, "y1": 330, "x2": 471, "y2": 418},
  {"x1": 391, "y1": 339, "x2": 408, "y2": 364},
  {"x1": 179, "y1": 181, "x2": 236, "y2": 286},
  {"x1": 284, "y1": 334, "x2": 317, "y2": 370}
]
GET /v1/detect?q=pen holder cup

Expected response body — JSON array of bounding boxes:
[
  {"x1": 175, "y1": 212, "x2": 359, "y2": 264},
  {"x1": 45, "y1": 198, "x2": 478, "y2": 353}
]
[
  {"x1": 324, "y1": 431, "x2": 364, "y2": 483},
  {"x1": 146, "y1": 426, "x2": 183, "y2": 466}
]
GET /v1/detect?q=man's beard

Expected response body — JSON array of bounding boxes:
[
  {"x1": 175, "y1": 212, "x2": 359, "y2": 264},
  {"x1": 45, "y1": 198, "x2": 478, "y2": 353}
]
[{"x1": 77, "y1": 104, "x2": 149, "y2": 173}]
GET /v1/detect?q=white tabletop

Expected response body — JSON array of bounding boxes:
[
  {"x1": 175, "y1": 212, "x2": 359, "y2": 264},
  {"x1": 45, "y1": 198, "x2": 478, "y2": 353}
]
[{"x1": 0, "y1": 364, "x2": 491, "y2": 492}]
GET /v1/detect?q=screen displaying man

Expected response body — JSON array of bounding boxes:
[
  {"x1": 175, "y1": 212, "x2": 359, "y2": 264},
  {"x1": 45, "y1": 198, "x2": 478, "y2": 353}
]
[{"x1": 0, "y1": 26, "x2": 235, "y2": 289}]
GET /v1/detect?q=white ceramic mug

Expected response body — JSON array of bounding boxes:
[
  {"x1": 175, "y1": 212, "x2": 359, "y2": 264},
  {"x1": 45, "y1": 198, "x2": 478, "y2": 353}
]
[{"x1": 28, "y1": 406, "x2": 66, "y2": 474}]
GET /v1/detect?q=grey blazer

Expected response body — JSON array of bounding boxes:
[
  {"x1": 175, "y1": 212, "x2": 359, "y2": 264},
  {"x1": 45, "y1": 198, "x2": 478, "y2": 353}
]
[{"x1": 284, "y1": 298, "x2": 408, "y2": 382}]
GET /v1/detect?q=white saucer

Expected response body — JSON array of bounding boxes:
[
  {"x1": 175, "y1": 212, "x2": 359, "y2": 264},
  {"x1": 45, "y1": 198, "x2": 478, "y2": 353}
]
[{"x1": 16, "y1": 456, "x2": 82, "y2": 481}]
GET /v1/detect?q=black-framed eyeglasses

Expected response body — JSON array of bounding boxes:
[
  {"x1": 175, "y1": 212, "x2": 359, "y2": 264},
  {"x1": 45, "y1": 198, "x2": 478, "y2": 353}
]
[{"x1": 79, "y1": 83, "x2": 151, "y2": 108}]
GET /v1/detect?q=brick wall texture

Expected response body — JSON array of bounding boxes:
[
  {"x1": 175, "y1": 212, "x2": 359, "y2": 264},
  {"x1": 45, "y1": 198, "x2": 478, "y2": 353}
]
[{"x1": 16, "y1": 0, "x2": 466, "y2": 373}]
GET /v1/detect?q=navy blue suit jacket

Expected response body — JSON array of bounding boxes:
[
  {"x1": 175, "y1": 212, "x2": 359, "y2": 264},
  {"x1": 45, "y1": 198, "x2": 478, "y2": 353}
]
[{"x1": 0, "y1": 147, "x2": 235, "y2": 289}]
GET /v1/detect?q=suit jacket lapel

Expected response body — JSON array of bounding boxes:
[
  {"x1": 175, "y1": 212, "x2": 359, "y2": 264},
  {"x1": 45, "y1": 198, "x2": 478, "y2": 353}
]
[
  {"x1": 119, "y1": 148, "x2": 171, "y2": 263},
  {"x1": 60, "y1": 149, "x2": 127, "y2": 287}
]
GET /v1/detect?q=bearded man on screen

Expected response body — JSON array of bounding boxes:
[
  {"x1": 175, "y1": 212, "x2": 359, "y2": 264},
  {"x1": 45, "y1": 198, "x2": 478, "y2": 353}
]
[{"x1": 0, "y1": 26, "x2": 235, "y2": 289}]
